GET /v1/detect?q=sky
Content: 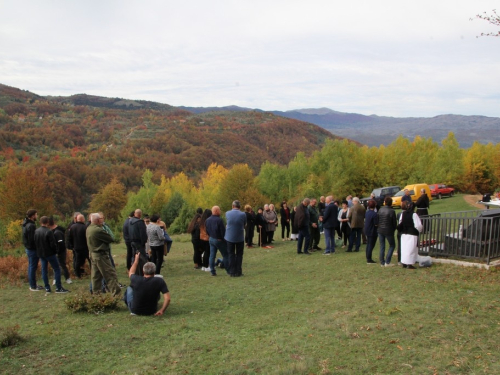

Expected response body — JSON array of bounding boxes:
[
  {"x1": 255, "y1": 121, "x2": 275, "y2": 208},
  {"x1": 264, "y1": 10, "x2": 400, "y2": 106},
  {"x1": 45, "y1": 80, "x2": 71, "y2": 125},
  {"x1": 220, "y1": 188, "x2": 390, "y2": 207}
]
[{"x1": 1, "y1": 0, "x2": 500, "y2": 117}]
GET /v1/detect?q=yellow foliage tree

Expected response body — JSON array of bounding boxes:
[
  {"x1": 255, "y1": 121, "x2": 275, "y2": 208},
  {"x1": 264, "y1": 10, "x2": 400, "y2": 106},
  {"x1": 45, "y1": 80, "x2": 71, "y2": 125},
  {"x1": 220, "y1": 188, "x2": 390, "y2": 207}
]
[
  {"x1": 195, "y1": 163, "x2": 229, "y2": 209},
  {"x1": 88, "y1": 178, "x2": 127, "y2": 221}
]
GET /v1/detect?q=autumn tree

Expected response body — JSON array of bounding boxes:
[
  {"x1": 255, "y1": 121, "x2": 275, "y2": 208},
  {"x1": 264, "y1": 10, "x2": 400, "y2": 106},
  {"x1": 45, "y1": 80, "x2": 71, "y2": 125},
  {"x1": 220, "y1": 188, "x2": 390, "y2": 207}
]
[
  {"x1": 121, "y1": 170, "x2": 158, "y2": 219},
  {"x1": 193, "y1": 163, "x2": 228, "y2": 209},
  {"x1": 88, "y1": 177, "x2": 127, "y2": 221},
  {"x1": 216, "y1": 164, "x2": 266, "y2": 212},
  {"x1": 0, "y1": 166, "x2": 55, "y2": 220},
  {"x1": 431, "y1": 132, "x2": 464, "y2": 188},
  {"x1": 462, "y1": 142, "x2": 493, "y2": 193}
]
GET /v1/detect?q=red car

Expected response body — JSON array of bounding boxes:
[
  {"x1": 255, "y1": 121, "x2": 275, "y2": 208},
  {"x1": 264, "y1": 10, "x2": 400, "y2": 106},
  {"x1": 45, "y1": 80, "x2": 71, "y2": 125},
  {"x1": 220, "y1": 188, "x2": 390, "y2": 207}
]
[{"x1": 428, "y1": 184, "x2": 455, "y2": 199}]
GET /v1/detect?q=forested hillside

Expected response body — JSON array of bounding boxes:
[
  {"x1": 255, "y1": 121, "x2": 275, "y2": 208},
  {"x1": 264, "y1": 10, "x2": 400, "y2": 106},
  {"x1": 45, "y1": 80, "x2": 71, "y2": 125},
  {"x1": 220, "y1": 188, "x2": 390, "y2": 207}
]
[{"x1": 0, "y1": 83, "x2": 339, "y2": 216}]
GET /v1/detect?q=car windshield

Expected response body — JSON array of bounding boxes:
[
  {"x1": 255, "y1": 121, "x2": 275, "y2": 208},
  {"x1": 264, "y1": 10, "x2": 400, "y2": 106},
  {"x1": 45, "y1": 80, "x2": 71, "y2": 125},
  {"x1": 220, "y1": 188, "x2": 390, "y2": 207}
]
[
  {"x1": 371, "y1": 189, "x2": 382, "y2": 196},
  {"x1": 429, "y1": 185, "x2": 436, "y2": 190},
  {"x1": 394, "y1": 190, "x2": 405, "y2": 197}
]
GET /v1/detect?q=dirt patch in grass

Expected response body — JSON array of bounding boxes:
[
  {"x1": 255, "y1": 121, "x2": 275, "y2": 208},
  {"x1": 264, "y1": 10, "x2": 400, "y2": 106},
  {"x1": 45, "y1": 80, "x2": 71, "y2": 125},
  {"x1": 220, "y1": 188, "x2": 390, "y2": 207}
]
[{"x1": 463, "y1": 194, "x2": 485, "y2": 209}]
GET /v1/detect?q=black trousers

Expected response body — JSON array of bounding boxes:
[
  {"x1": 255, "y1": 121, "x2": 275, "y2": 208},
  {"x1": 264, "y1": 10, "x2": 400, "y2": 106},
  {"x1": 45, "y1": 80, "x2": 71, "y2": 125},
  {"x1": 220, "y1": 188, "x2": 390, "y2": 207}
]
[
  {"x1": 245, "y1": 225, "x2": 255, "y2": 246},
  {"x1": 125, "y1": 241, "x2": 133, "y2": 270},
  {"x1": 74, "y1": 249, "x2": 90, "y2": 278},
  {"x1": 281, "y1": 221, "x2": 290, "y2": 239},
  {"x1": 227, "y1": 241, "x2": 244, "y2": 276},
  {"x1": 309, "y1": 226, "x2": 320, "y2": 248}
]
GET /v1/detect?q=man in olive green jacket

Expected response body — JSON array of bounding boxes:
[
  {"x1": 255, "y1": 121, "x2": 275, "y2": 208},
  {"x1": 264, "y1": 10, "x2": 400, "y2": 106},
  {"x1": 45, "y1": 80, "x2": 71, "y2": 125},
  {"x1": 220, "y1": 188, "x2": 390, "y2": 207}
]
[{"x1": 86, "y1": 213, "x2": 121, "y2": 296}]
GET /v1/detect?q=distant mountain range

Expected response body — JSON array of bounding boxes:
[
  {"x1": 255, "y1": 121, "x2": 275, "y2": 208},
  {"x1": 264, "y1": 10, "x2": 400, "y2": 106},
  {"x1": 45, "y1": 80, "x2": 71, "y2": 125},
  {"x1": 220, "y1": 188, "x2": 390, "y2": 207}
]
[
  {"x1": 1, "y1": 82, "x2": 497, "y2": 148},
  {"x1": 180, "y1": 106, "x2": 500, "y2": 148}
]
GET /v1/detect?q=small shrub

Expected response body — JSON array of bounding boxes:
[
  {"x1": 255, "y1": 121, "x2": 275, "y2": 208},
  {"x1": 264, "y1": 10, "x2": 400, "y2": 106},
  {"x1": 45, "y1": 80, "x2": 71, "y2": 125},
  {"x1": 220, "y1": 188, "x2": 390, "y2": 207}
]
[
  {"x1": 0, "y1": 325, "x2": 24, "y2": 348},
  {"x1": 5, "y1": 220, "x2": 22, "y2": 245},
  {"x1": 64, "y1": 292, "x2": 121, "y2": 314},
  {"x1": 0, "y1": 255, "x2": 28, "y2": 285}
]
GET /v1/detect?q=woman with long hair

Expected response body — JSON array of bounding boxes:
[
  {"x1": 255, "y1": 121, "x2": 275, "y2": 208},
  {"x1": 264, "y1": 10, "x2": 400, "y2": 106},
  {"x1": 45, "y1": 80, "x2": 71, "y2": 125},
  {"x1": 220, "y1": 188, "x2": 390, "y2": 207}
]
[
  {"x1": 337, "y1": 200, "x2": 351, "y2": 248},
  {"x1": 187, "y1": 213, "x2": 203, "y2": 269},
  {"x1": 199, "y1": 209, "x2": 212, "y2": 271}
]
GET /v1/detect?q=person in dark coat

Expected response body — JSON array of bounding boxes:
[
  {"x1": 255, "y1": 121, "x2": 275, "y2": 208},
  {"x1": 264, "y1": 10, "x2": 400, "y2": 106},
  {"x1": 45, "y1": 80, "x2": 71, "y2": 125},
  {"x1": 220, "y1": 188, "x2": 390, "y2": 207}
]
[
  {"x1": 321, "y1": 196, "x2": 339, "y2": 254},
  {"x1": 364, "y1": 200, "x2": 378, "y2": 264},
  {"x1": 279, "y1": 202, "x2": 291, "y2": 240},
  {"x1": 49, "y1": 217, "x2": 72, "y2": 284},
  {"x1": 122, "y1": 211, "x2": 135, "y2": 270},
  {"x1": 255, "y1": 208, "x2": 268, "y2": 247},
  {"x1": 34, "y1": 216, "x2": 69, "y2": 293},
  {"x1": 23, "y1": 209, "x2": 42, "y2": 291},
  {"x1": 290, "y1": 206, "x2": 299, "y2": 240},
  {"x1": 67, "y1": 214, "x2": 90, "y2": 278},
  {"x1": 377, "y1": 196, "x2": 397, "y2": 266},
  {"x1": 244, "y1": 205, "x2": 256, "y2": 247},
  {"x1": 295, "y1": 198, "x2": 311, "y2": 255}
]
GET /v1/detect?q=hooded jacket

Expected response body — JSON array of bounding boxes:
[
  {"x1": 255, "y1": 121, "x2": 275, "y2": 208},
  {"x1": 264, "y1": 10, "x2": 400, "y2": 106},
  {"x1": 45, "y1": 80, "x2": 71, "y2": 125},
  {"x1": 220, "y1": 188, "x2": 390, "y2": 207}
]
[
  {"x1": 22, "y1": 218, "x2": 37, "y2": 250},
  {"x1": 129, "y1": 217, "x2": 148, "y2": 245}
]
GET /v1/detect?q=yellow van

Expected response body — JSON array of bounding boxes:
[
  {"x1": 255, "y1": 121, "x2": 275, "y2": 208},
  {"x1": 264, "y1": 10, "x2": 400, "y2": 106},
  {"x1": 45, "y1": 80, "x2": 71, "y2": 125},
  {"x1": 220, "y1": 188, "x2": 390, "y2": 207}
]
[{"x1": 391, "y1": 183, "x2": 432, "y2": 208}]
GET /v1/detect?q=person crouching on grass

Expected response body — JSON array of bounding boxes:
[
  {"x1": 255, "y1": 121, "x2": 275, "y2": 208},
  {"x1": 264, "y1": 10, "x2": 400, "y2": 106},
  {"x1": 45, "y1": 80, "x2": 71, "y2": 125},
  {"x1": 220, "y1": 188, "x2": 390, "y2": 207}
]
[{"x1": 124, "y1": 253, "x2": 171, "y2": 316}]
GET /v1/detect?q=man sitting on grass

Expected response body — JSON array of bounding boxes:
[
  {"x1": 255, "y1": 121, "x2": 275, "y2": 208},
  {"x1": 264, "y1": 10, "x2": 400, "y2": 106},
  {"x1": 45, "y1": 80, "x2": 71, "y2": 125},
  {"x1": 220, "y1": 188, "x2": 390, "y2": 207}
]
[{"x1": 124, "y1": 253, "x2": 170, "y2": 316}]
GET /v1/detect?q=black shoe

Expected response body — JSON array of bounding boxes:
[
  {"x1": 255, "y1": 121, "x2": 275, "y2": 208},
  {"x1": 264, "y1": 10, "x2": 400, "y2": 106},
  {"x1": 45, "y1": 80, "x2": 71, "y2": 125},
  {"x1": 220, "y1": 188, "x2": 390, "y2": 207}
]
[
  {"x1": 407, "y1": 265, "x2": 416, "y2": 269},
  {"x1": 367, "y1": 260, "x2": 376, "y2": 264},
  {"x1": 313, "y1": 246, "x2": 322, "y2": 250},
  {"x1": 304, "y1": 252, "x2": 312, "y2": 255},
  {"x1": 346, "y1": 249, "x2": 352, "y2": 252},
  {"x1": 211, "y1": 272, "x2": 217, "y2": 276},
  {"x1": 354, "y1": 249, "x2": 359, "y2": 252},
  {"x1": 297, "y1": 252, "x2": 303, "y2": 254}
]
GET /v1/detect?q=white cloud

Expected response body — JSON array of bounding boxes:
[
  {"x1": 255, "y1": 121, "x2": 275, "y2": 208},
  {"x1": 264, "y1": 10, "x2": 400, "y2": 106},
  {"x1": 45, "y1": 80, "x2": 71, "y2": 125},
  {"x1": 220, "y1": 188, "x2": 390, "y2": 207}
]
[{"x1": 1, "y1": 0, "x2": 499, "y2": 117}]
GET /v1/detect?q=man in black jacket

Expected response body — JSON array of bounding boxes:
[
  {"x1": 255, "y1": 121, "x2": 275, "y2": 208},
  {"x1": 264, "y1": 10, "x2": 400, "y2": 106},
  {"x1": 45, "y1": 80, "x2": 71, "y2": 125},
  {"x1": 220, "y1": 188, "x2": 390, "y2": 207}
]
[
  {"x1": 67, "y1": 214, "x2": 90, "y2": 278},
  {"x1": 321, "y1": 196, "x2": 339, "y2": 255},
  {"x1": 34, "y1": 216, "x2": 69, "y2": 293},
  {"x1": 129, "y1": 209, "x2": 148, "y2": 257},
  {"x1": 377, "y1": 197, "x2": 398, "y2": 267},
  {"x1": 295, "y1": 198, "x2": 311, "y2": 255},
  {"x1": 123, "y1": 211, "x2": 135, "y2": 270},
  {"x1": 22, "y1": 209, "x2": 43, "y2": 291},
  {"x1": 49, "y1": 217, "x2": 72, "y2": 285}
]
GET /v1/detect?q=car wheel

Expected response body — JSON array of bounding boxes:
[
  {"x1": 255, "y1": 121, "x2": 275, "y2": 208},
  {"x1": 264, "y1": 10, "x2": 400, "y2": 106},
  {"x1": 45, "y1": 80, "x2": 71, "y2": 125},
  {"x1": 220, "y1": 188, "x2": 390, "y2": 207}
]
[
  {"x1": 438, "y1": 193, "x2": 442, "y2": 199},
  {"x1": 450, "y1": 191, "x2": 454, "y2": 197}
]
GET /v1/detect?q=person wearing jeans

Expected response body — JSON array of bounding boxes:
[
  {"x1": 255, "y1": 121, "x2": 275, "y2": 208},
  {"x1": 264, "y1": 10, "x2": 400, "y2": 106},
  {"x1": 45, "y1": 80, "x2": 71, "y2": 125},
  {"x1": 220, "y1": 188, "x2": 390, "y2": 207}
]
[
  {"x1": 321, "y1": 196, "x2": 339, "y2": 255},
  {"x1": 205, "y1": 206, "x2": 229, "y2": 276},
  {"x1": 377, "y1": 196, "x2": 398, "y2": 266},
  {"x1": 347, "y1": 198, "x2": 366, "y2": 252},
  {"x1": 34, "y1": 216, "x2": 69, "y2": 293},
  {"x1": 22, "y1": 209, "x2": 43, "y2": 291}
]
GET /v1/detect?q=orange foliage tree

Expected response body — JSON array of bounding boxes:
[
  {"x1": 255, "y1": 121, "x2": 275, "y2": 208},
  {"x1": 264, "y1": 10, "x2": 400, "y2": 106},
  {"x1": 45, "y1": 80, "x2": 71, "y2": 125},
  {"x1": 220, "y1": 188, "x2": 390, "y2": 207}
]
[{"x1": 0, "y1": 166, "x2": 55, "y2": 220}]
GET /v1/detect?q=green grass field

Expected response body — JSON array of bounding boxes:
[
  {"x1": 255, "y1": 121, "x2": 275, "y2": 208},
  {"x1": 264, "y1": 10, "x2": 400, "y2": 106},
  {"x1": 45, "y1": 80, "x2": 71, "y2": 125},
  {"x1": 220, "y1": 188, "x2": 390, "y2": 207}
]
[{"x1": 1, "y1": 195, "x2": 499, "y2": 374}]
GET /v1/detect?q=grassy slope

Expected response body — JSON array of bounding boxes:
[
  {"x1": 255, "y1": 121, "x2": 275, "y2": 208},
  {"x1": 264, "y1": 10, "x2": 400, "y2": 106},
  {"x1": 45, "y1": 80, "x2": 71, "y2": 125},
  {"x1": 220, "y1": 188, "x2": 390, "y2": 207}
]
[{"x1": 1, "y1": 196, "x2": 499, "y2": 374}]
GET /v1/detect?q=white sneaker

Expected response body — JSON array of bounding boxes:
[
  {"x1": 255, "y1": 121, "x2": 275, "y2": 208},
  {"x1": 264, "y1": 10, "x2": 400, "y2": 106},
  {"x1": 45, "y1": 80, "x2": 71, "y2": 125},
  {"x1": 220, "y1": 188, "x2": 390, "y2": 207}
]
[
  {"x1": 66, "y1": 278, "x2": 73, "y2": 284},
  {"x1": 52, "y1": 279, "x2": 56, "y2": 285},
  {"x1": 205, "y1": 268, "x2": 211, "y2": 272},
  {"x1": 201, "y1": 267, "x2": 205, "y2": 271}
]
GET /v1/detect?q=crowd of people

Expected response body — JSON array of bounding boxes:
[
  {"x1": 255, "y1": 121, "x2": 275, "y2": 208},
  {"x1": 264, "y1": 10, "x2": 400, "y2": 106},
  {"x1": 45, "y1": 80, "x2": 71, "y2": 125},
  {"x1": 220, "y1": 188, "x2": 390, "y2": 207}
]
[
  {"x1": 22, "y1": 208, "x2": 171, "y2": 316},
  {"x1": 22, "y1": 193, "x2": 428, "y2": 315},
  {"x1": 187, "y1": 193, "x2": 427, "y2": 273}
]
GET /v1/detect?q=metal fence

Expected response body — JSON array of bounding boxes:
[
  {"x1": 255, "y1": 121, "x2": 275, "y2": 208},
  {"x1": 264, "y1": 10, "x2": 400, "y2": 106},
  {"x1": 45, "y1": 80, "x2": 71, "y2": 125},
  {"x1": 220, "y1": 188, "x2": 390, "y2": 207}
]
[{"x1": 418, "y1": 209, "x2": 500, "y2": 264}]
